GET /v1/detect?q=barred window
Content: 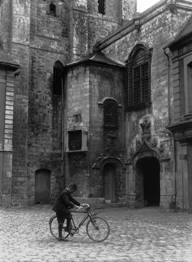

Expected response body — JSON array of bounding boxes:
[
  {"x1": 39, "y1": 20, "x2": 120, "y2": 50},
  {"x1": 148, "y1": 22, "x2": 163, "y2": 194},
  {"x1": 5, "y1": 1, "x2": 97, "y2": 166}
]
[
  {"x1": 126, "y1": 45, "x2": 152, "y2": 110},
  {"x1": 104, "y1": 99, "x2": 118, "y2": 129},
  {"x1": 98, "y1": 0, "x2": 105, "y2": 15},
  {"x1": 68, "y1": 130, "x2": 82, "y2": 151}
]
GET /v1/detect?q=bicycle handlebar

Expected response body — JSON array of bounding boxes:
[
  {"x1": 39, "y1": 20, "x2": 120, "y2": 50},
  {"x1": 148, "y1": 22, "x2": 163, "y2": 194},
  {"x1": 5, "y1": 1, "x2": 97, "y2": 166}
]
[{"x1": 80, "y1": 203, "x2": 90, "y2": 209}]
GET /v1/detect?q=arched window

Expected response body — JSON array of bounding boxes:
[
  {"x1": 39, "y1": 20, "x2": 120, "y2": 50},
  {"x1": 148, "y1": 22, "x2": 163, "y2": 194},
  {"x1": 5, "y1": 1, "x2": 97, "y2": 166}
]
[
  {"x1": 53, "y1": 61, "x2": 64, "y2": 95},
  {"x1": 49, "y1": 2, "x2": 56, "y2": 16},
  {"x1": 98, "y1": 0, "x2": 105, "y2": 15},
  {"x1": 126, "y1": 44, "x2": 152, "y2": 110},
  {"x1": 103, "y1": 99, "x2": 118, "y2": 129}
]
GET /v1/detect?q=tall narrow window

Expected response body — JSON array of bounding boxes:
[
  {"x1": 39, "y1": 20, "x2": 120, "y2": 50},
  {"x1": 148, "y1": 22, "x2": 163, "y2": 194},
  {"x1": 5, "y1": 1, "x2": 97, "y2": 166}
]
[
  {"x1": 49, "y1": 2, "x2": 56, "y2": 16},
  {"x1": 53, "y1": 61, "x2": 64, "y2": 95},
  {"x1": 187, "y1": 62, "x2": 192, "y2": 113},
  {"x1": 104, "y1": 99, "x2": 118, "y2": 129},
  {"x1": 0, "y1": 70, "x2": 6, "y2": 148},
  {"x1": 126, "y1": 45, "x2": 152, "y2": 110},
  {"x1": 98, "y1": 0, "x2": 105, "y2": 15}
]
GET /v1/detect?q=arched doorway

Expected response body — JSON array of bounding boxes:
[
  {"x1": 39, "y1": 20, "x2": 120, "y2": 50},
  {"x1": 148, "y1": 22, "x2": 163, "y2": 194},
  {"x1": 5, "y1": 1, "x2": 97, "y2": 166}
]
[
  {"x1": 103, "y1": 163, "x2": 116, "y2": 203},
  {"x1": 136, "y1": 157, "x2": 160, "y2": 206},
  {"x1": 35, "y1": 169, "x2": 51, "y2": 204}
]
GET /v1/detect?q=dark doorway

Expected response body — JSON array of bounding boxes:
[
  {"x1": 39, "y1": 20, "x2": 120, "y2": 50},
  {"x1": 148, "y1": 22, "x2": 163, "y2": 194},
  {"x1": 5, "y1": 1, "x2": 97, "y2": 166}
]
[
  {"x1": 103, "y1": 163, "x2": 116, "y2": 203},
  {"x1": 136, "y1": 157, "x2": 160, "y2": 206},
  {"x1": 35, "y1": 169, "x2": 51, "y2": 204}
]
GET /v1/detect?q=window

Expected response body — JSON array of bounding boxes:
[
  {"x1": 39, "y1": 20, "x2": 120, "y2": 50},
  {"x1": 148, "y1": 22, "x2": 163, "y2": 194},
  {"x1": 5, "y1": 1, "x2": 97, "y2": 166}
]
[
  {"x1": 53, "y1": 61, "x2": 64, "y2": 95},
  {"x1": 68, "y1": 130, "x2": 82, "y2": 151},
  {"x1": 0, "y1": 70, "x2": 6, "y2": 149},
  {"x1": 104, "y1": 99, "x2": 118, "y2": 129},
  {"x1": 49, "y1": 2, "x2": 56, "y2": 16},
  {"x1": 66, "y1": 130, "x2": 88, "y2": 152},
  {"x1": 184, "y1": 56, "x2": 192, "y2": 115},
  {"x1": 187, "y1": 62, "x2": 192, "y2": 113},
  {"x1": 98, "y1": 0, "x2": 105, "y2": 15},
  {"x1": 126, "y1": 45, "x2": 152, "y2": 110}
]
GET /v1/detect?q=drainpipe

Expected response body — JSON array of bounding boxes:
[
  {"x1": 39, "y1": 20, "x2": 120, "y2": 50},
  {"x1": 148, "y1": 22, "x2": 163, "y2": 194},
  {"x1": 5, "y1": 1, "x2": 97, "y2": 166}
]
[
  {"x1": 61, "y1": 72, "x2": 65, "y2": 188},
  {"x1": 164, "y1": 47, "x2": 177, "y2": 211}
]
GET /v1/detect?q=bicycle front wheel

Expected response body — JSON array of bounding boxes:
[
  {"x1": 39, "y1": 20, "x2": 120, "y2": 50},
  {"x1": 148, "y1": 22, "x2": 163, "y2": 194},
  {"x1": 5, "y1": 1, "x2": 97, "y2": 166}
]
[
  {"x1": 49, "y1": 215, "x2": 70, "y2": 240},
  {"x1": 86, "y1": 216, "x2": 110, "y2": 242}
]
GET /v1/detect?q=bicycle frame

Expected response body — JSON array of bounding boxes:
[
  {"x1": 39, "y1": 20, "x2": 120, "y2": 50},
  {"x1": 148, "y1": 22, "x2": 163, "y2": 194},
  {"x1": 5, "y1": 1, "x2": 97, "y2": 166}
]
[{"x1": 70, "y1": 209, "x2": 95, "y2": 233}]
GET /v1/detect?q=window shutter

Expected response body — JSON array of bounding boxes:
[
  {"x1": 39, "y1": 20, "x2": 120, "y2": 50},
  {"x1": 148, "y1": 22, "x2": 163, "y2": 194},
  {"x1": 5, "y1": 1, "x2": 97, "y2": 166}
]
[
  {"x1": 133, "y1": 66, "x2": 140, "y2": 105},
  {"x1": 0, "y1": 70, "x2": 6, "y2": 148},
  {"x1": 127, "y1": 63, "x2": 133, "y2": 107},
  {"x1": 141, "y1": 62, "x2": 149, "y2": 103},
  {"x1": 104, "y1": 100, "x2": 118, "y2": 129},
  {"x1": 187, "y1": 62, "x2": 192, "y2": 113}
]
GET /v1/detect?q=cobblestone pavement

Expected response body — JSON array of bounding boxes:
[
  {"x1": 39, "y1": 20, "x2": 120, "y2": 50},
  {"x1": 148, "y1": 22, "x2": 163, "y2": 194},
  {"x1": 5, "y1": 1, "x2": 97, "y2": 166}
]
[{"x1": 1, "y1": 206, "x2": 192, "y2": 262}]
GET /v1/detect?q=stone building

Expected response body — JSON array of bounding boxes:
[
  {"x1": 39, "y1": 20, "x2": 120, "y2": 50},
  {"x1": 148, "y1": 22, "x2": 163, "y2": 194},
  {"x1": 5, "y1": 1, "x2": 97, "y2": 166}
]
[
  {"x1": 167, "y1": 15, "x2": 192, "y2": 211},
  {"x1": 0, "y1": 0, "x2": 192, "y2": 210}
]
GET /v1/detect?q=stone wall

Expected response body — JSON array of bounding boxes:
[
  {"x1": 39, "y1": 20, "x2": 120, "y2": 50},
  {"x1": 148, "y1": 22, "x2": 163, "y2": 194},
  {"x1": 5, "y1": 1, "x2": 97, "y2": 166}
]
[
  {"x1": 88, "y1": 65, "x2": 125, "y2": 199},
  {"x1": 89, "y1": 65, "x2": 125, "y2": 162},
  {"x1": 95, "y1": 3, "x2": 192, "y2": 208},
  {"x1": 64, "y1": 63, "x2": 125, "y2": 200},
  {"x1": 0, "y1": 0, "x2": 12, "y2": 50},
  {"x1": 167, "y1": 21, "x2": 192, "y2": 210},
  {"x1": 10, "y1": 0, "x2": 70, "y2": 205},
  {"x1": 0, "y1": 68, "x2": 18, "y2": 206},
  {"x1": 101, "y1": 6, "x2": 191, "y2": 150},
  {"x1": 72, "y1": 0, "x2": 137, "y2": 58},
  {"x1": 64, "y1": 65, "x2": 90, "y2": 197}
]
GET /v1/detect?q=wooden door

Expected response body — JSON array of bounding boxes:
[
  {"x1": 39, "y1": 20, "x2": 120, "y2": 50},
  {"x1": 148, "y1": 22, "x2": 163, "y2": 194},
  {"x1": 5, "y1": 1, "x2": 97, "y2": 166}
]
[
  {"x1": 35, "y1": 169, "x2": 50, "y2": 204},
  {"x1": 103, "y1": 164, "x2": 116, "y2": 203}
]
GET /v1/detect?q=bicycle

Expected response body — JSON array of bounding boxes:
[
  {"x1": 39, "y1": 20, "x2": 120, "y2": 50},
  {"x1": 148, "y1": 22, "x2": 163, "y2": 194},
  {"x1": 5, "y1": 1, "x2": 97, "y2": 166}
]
[{"x1": 49, "y1": 204, "x2": 110, "y2": 242}]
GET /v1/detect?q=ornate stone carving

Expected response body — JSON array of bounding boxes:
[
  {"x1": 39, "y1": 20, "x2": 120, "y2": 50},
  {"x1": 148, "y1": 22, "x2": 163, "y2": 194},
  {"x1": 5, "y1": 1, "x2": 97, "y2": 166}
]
[{"x1": 140, "y1": 116, "x2": 151, "y2": 139}]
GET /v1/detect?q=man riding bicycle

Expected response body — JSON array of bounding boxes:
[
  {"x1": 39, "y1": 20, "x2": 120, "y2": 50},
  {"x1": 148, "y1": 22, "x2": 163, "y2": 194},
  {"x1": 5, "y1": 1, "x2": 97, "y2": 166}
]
[{"x1": 52, "y1": 183, "x2": 82, "y2": 241}]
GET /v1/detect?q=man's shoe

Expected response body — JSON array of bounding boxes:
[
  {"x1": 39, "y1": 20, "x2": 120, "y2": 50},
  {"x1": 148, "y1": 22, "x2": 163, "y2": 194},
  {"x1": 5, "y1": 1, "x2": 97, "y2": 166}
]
[
  {"x1": 58, "y1": 237, "x2": 68, "y2": 241},
  {"x1": 58, "y1": 237, "x2": 64, "y2": 241}
]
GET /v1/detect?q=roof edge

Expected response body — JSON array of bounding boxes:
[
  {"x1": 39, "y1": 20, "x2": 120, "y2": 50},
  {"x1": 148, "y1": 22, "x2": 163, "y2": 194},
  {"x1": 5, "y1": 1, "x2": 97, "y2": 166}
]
[
  {"x1": 0, "y1": 61, "x2": 20, "y2": 71},
  {"x1": 64, "y1": 53, "x2": 125, "y2": 70},
  {"x1": 95, "y1": 0, "x2": 192, "y2": 52}
]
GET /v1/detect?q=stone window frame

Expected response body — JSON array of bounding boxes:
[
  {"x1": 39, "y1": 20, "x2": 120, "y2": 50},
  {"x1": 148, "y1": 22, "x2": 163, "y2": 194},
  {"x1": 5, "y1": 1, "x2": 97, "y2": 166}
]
[
  {"x1": 126, "y1": 44, "x2": 152, "y2": 111},
  {"x1": 66, "y1": 129, "x2": 88, "y2": 152},
  {"x1": 68, "y1": 130, "x2": 82, "y2": 151},
  {"x1": 183, "y1": 54, "x2": 192, "y2": 116}
]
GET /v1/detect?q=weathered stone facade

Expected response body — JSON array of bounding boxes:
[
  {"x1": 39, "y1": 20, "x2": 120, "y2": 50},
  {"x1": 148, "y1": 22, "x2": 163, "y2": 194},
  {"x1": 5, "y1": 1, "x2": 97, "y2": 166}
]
[
  {"x1": 0, "y1": 0, "x2": 192, "y2": 210},
  {"x1": 167, "y1": 15, "x2": 192, "y2": 211},
  {"x1": 94, "y1": 0, "x2": 192, "y2": 209}
]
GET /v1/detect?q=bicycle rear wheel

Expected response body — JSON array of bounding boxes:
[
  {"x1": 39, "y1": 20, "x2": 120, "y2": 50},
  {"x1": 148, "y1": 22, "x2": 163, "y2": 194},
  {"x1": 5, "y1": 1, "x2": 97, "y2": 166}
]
[
  {"x1": 49, "y1": 215, "x2": 70, "y2": 240},
  {"x1": 86, "y1": 216, "x2": 110, "y2": 242}
]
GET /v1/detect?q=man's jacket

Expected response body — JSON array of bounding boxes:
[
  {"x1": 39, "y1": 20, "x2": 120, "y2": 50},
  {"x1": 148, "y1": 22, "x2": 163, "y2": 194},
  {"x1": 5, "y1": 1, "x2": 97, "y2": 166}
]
[{"x1": 53, "y1": 189, "x2": 80, "y2": 212}]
